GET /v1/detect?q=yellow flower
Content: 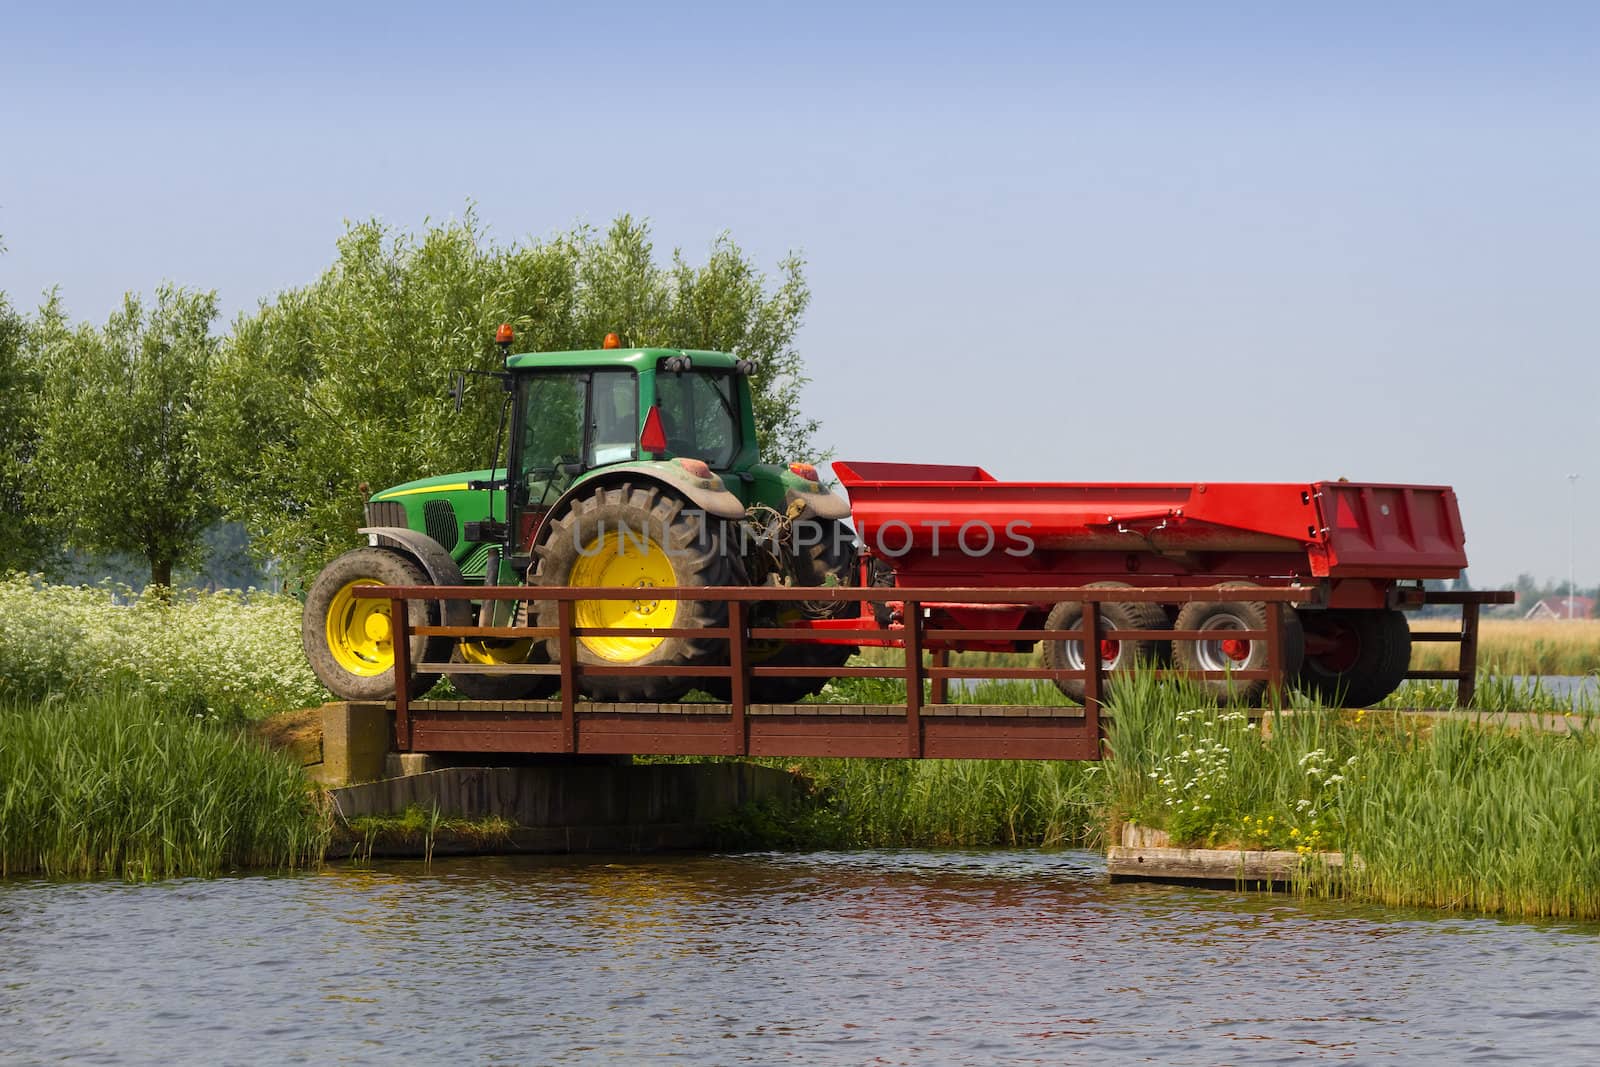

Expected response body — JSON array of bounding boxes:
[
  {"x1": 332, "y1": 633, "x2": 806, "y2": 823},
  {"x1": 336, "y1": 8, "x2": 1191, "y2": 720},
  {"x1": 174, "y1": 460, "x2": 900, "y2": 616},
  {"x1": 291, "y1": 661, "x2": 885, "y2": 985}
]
[{"x1": 1290, "y1": 827, "x2": 1300, "y2": 838}]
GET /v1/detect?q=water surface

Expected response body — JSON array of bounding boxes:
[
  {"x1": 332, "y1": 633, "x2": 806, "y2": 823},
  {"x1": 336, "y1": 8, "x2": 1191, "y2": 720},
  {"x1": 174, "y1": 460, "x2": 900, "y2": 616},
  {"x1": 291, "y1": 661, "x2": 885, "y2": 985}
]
[{"x1": 4, "y1": 851, "x2": 1598, "y2": 1064}]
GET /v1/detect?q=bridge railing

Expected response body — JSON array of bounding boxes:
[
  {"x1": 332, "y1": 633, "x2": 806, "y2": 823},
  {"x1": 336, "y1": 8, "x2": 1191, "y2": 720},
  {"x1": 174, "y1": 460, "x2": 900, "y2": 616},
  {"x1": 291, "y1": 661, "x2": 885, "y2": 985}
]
[{"x1": 353, "y1": 583, "x2": 1326, "y2": 757}]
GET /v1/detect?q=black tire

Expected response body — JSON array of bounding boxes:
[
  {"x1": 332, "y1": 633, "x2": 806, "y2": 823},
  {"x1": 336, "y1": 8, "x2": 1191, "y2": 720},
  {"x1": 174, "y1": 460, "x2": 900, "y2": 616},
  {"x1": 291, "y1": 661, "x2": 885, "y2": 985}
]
[
  {"x1": 790, "y1": 517, "x2": 859, "y2": 618},
  {"x1": 1298, "y1": 608, "x2": 1412, "y2": 708},
  {"x1": 1171, "y1": 584, "x2": 1305, "y2": 706},
  {"x1": 1041, "y1": 582, "x2": 1171, "y2": 703},
  {"x1": 533, "y1": 483, "x2": 735, "y2": 702},
  {"x1": 303, "y1": 547, "x2": 441, "y2": 701}
]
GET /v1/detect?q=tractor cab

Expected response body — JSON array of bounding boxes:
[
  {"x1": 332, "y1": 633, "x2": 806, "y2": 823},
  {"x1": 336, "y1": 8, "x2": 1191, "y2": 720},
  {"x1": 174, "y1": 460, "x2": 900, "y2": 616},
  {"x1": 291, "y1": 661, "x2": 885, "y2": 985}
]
[{"x1": 501, "y1": 341, "x2": 764, "y2": 557}]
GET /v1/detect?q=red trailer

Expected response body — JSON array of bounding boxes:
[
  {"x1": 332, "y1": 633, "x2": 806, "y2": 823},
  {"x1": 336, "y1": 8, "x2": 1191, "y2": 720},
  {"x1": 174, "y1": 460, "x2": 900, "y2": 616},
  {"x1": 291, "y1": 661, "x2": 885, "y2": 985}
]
[{"x1": 831, "y1": 461, "x2": 1470, "y2": 707}]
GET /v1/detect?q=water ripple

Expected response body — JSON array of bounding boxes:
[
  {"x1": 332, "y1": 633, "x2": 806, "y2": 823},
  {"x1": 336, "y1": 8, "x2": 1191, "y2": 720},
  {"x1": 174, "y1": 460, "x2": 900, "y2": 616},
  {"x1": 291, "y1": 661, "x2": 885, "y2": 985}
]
[{"x1": 3, "y1": 852, "x2": 1599, "y2": 1064}]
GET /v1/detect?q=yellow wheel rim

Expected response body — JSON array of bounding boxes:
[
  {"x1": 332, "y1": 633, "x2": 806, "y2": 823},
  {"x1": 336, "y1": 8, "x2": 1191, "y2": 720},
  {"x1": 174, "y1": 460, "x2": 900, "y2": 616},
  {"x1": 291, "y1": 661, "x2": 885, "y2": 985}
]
[
  {"x1": 326, "y1": 578, "x2": 395, "y2": 676},
  {"x1": 458, "y1": 637, "x2": 535, "y2": 665},
  {"x1": 569, "y1": 528, "x2": 678, "y2": 662}
]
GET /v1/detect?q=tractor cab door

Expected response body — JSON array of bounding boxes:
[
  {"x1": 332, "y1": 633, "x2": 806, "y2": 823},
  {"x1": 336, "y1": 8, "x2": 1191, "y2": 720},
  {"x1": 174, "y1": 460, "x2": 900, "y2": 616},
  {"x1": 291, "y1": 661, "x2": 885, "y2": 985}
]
[{"x1": 510, "y1": 368, "x2": 638, "y2": 549}]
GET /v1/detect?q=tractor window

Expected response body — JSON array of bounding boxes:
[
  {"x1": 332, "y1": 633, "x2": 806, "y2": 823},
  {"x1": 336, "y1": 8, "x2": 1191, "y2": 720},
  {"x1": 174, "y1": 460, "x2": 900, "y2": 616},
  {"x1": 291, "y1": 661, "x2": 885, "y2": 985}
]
[
  {"x1": 517, "y1": 373, "x2": 586, "y2": 477},
  {"x1": 654, "y1": 371, "x2": 740, "y2": 469},
  {"x1": 587, "y1": 370, "x2": 638, "y2": 466},
  {"x1": 517, "y1": 370, "x2": 639, "y2": 479}
]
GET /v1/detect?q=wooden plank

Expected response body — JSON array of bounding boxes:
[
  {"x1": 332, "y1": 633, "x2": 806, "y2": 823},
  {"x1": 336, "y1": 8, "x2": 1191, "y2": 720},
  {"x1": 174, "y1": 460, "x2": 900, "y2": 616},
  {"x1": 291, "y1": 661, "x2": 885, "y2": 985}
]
[
  {"x1": 575, "y1": 713, "x2": 742, "y2": 756},
  {"x1": 904, "y1": 601, "x2": 923, "y2": 757},
  {"x1": 391, "y1": 597, "x2": 412, "y2": 751},
  {"x1": 557, "y1": 600, "x2": 576, "y2": 753},
  {"x1": 922, "y1": 720, "x2": 1099, "y2": 760},
  {"x1": 1459, "y1": 601, "x2": 1481, "y2": 708},
  {"x1": 728, "y1": 600, "x2": 748, "y2": 755},
  {"x1": 1107, "y1": 845, "x2": 1355, "y2": 884},
  {"x1": 409, "y1": 712, "x2": 561, "y2": 753}
]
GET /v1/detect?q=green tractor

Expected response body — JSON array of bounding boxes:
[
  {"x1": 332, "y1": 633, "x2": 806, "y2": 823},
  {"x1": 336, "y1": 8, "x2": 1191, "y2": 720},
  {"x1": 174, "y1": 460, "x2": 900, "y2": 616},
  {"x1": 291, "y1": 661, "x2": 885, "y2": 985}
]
[{"x1": 303, "y1": 330, "x2": 857, "y2": 705}]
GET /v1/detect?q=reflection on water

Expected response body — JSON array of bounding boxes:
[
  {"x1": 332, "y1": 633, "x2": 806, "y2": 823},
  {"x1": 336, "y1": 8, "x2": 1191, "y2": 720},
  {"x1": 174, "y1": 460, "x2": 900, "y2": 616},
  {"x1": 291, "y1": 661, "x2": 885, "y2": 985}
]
[{"x1": 3, "y1": 851, "x2": 1599, "y2": 1064}]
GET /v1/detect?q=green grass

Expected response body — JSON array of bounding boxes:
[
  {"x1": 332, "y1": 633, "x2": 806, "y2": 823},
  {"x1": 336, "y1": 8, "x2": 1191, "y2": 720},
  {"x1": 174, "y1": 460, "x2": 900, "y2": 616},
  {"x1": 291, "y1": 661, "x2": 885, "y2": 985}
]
[
  {"x1": 0, "y1": 689, "x2": 328, "y2": 879},
  {"x1": 1341, "y1": 716, "x2": 1600, "y2": 918}
]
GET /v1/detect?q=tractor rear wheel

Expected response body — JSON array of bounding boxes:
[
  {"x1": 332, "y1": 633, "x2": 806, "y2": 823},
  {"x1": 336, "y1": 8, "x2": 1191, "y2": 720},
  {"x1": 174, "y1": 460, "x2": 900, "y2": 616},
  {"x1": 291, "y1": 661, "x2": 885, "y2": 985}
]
[
  {"x1": 1171, "y1": 584, "x2": 1304, "y2": 706},
  {"x1": 303, "y1": 547, "x2": 441, "y2": 701},
  {"x1": 1298, "y1": 608, "x2": 1411, "y2": 707},
  {"x1": 1041, "y1": 582, "x2": 1170, "y2": 703},
  {"x1": 533, "y1": 484, "x2": 735, "y2": 702}
]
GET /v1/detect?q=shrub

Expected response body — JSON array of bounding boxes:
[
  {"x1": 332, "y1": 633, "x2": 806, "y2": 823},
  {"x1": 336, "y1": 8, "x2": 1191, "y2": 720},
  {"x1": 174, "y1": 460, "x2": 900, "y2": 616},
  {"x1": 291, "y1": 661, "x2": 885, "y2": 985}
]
[{"x1": 0, "y1": 575, "x2": 327, "y2": 719}]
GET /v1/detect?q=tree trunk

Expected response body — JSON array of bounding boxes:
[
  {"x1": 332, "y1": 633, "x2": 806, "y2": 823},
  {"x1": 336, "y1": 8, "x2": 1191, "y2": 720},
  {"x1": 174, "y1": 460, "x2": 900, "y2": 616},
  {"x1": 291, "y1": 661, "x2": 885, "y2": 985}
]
[{"x1": 151, "y1": 558, "x2": 174, "y2": 597}]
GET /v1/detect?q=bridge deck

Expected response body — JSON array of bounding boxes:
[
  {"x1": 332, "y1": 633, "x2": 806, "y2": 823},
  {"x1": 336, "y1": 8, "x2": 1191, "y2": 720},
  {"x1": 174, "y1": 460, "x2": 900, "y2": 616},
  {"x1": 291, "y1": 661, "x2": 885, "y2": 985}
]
[{"x1": 388, "y1": 700, "x2": 1099, "y2": 760}]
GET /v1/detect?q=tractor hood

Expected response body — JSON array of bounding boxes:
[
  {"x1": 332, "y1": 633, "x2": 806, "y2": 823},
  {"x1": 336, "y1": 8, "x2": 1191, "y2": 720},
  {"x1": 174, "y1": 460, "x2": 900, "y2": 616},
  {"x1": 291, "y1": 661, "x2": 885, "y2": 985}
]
[{"x1": 369, "y1": 470, "x2": 496, "y2": 503}]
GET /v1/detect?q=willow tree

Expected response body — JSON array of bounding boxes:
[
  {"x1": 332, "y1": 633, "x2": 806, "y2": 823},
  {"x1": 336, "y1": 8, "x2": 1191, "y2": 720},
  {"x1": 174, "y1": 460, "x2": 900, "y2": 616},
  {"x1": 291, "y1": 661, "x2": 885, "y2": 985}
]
[
  {"x1": 33, "y1": 287, "x2": 219, "y2": 588},
  {"x1": 0, "y1": 284, "x2": 52, "y2": 573},
  {"x1": 202, "y1": 212, "x2": 816, "y2": 577}
]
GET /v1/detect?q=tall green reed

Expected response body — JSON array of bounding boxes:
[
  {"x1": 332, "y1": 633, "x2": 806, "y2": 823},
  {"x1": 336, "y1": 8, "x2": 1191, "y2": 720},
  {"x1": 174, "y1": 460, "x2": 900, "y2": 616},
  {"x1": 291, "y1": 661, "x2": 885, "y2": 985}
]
[{"x1": 0, "y1": 689, "x2": 327, "y2": 879}]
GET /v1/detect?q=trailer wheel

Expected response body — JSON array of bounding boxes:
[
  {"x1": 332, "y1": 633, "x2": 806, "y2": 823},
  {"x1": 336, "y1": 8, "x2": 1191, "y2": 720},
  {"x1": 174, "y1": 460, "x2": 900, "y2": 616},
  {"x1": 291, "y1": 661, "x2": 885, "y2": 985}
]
[
  {"x1": 1041, "y1": 583, "x2": 1171, "y2": 703},
  {"x1": 1171, "y1": 584, "x2": 1304, "y2": 706},
  {"x1": 303, "y1": 547, "x2": 441, "y2": 701},
  {"x1": 1298, "y1": 609, "x2": 1411, "y2": 707},
  {"x1": 533, "y1": 483, "x2": 734, "y2": 702}
]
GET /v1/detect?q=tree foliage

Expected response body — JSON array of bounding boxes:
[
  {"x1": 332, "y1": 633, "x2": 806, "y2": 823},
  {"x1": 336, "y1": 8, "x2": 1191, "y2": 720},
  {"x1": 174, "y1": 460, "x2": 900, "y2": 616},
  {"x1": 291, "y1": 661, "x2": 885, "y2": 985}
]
[
  {"x1": 0, "y1": 285, "x2": 54, "y2": 573},
  {"x1": 32, "y1": 287, "x2": 220, "y2": 588},
  {"x1": 203, "y1": 213, "x2": 816, "y2": 577}
]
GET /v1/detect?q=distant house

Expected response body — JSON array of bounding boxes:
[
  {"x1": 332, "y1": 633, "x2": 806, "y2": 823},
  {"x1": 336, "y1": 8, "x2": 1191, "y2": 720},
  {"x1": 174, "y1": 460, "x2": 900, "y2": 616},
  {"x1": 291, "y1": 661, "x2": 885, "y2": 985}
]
[{"x1": 1524, "y1": 596, "x2": 1595, "y2": 621}]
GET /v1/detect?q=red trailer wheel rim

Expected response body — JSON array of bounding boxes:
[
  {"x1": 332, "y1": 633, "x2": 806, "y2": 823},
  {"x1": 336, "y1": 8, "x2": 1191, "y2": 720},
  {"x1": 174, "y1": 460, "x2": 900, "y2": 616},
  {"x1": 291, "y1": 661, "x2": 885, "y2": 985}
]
[
  {"x1": 1220, "y1": 637, "x2": 1250, "y2": 662},
  {"x1": 1305, "y1": 619, "x2": 1361, "y2": 672},
  {"x1": 1099, "y1": 639, "x2": 1120, "y2": 664}
]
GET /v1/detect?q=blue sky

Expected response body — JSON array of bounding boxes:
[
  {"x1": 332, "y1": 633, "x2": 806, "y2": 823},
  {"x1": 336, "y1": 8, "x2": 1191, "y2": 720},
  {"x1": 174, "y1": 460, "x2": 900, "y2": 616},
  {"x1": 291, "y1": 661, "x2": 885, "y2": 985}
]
[{"x1": 2, "y1": 2, "x2": 1597, "y2": 586}]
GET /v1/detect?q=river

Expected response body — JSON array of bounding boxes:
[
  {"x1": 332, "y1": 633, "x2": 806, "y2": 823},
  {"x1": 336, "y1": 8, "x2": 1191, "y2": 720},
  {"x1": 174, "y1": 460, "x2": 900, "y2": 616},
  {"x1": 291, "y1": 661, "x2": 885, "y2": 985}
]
[{"x1": 4, "y1": 850, "x2": 1598, "y2": 1064}]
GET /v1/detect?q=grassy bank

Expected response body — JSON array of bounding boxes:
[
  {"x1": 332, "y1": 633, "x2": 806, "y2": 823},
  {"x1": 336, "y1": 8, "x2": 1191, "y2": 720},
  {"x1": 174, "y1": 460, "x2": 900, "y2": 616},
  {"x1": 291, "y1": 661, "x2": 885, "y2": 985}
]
[
  {"x1": 0, "y1": 689, "x2": 327, "y2": 879},
  {"x1": 724, "y1": 672, "x2": 1600, "y2": 919}
]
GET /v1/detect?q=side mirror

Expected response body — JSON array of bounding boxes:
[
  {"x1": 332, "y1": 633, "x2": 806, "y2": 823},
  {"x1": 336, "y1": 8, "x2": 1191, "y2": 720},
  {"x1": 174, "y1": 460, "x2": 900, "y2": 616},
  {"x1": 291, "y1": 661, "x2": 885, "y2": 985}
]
[
  {"x1": 734, "y1": 359, "x2": 756, "y2": 376},
  {"x1": 449, "y1": 371, "x2": 466, "y2": 412}
]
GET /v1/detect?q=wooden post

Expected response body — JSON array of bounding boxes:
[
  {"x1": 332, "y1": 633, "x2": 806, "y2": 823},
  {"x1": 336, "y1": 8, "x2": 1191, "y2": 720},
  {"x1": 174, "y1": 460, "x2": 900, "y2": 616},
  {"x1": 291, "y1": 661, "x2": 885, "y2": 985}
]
[
  {"x1": 390, "y1": 596, "x2": 412, "y2": 752},
  {"x1": 930, "y1": 648, "x2": 949, "y2": 707},
  {"x1": 1458, "y1": 601, "x2": 1481, "y2": 709},
  {"x1": 1081, "y1": 597, "x2": 1102, "y2": 743},
  {"x1": 557, "y1": 598, "x2": 577, "y2": 752},
  {"x1": 1264, "y1": 601, "x2": 1284, "y2": 708},
  {"x1": 728, "y1": 599, "x2": 748, "y2": 755},
  {"x1": 904, "y1": 600, "x2": 923, "y2": 757}
]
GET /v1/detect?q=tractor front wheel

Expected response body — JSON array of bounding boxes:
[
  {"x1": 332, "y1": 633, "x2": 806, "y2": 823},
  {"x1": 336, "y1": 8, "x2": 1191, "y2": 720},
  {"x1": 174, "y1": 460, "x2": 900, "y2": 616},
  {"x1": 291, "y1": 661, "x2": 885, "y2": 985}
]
[
  {"x1": 533, "y1": 484, "x2": 735, "y2": 702},
  {"x1": 302, "y1": 547, "x2": 441, "y2": 701},
  {"x1": 451, "y1": 624, "x2": 560, "y2": 700}
]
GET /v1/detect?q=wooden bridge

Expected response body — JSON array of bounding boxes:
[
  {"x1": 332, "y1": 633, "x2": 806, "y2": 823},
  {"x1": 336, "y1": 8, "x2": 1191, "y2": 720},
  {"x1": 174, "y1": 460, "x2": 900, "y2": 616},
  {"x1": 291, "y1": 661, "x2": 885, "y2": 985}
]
[{"x1": 355, "y1": 584, "x2": 1506, "y2": 762}]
